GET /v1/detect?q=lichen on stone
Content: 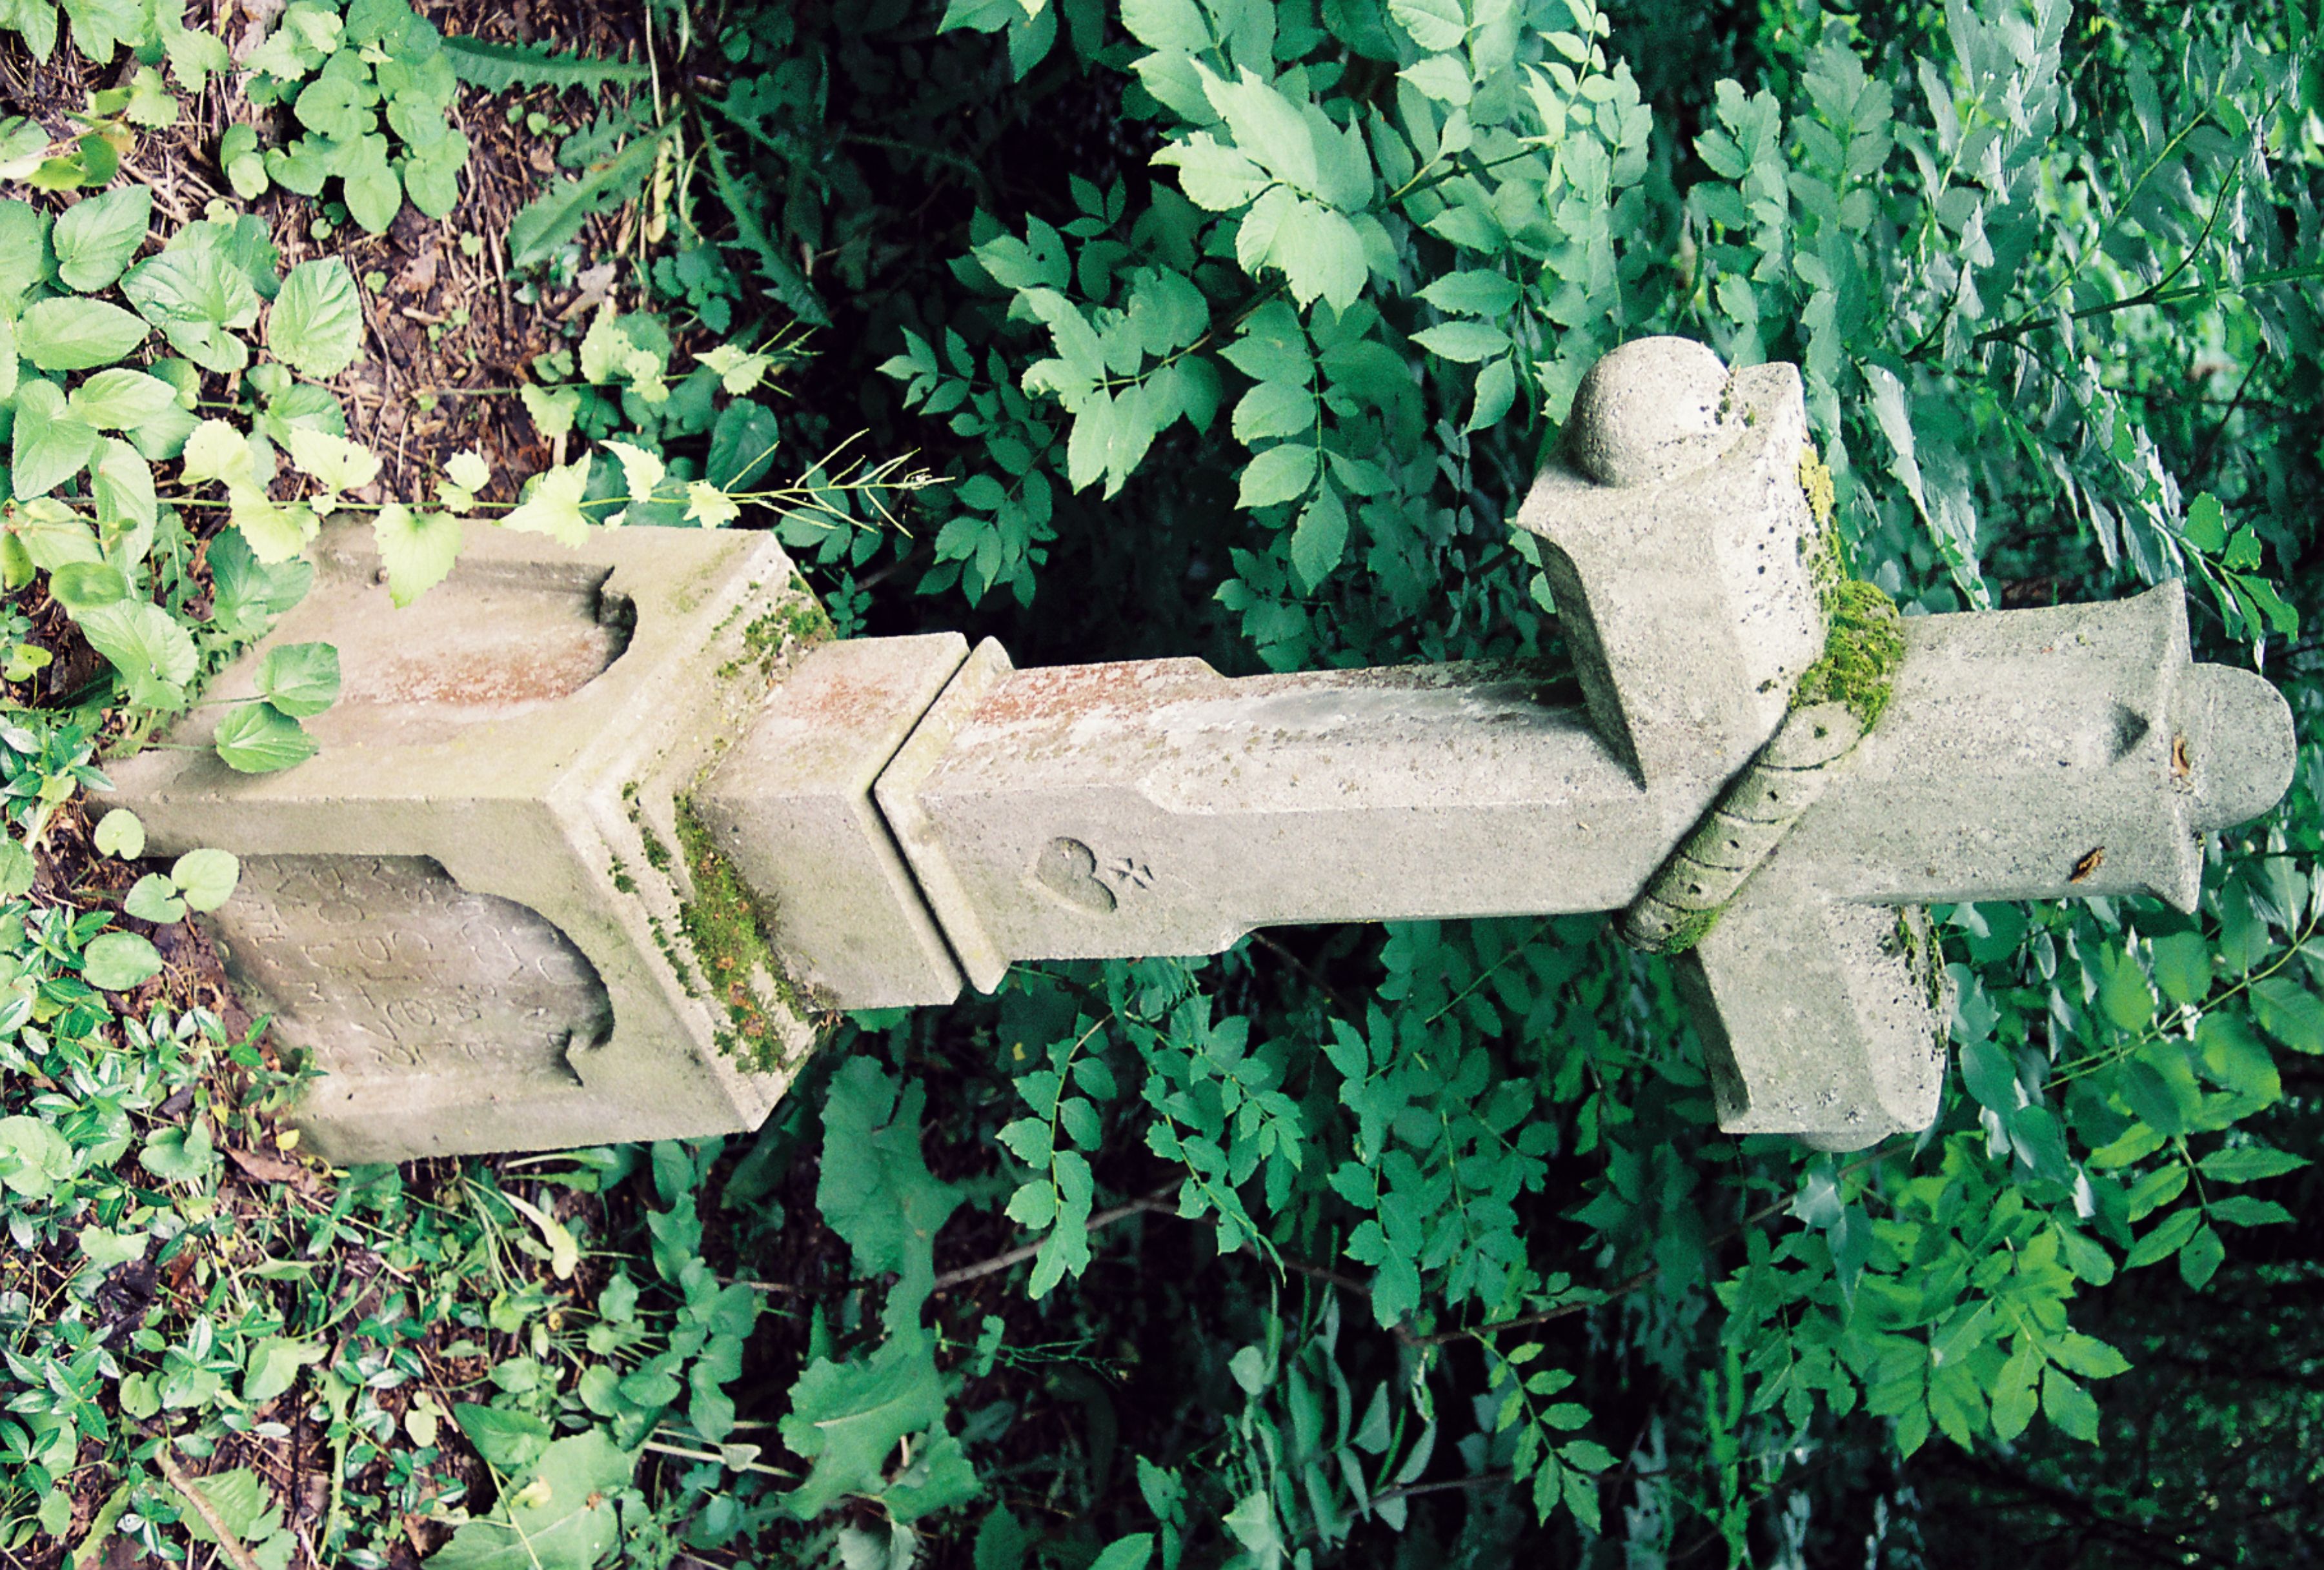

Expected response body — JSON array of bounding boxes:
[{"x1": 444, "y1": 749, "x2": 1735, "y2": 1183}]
[{"x1": 1797, "y1": 443, "x2": 1835, "y2": 527}]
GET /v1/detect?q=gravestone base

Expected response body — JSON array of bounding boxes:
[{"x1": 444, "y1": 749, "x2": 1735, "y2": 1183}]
[{"x1": 112, "y1": 521, "x2": 839, "y2": 1163}]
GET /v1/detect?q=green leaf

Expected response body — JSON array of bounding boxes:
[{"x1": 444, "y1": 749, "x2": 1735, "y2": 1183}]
[
  {"x1": 2196, "y1": 1011, "x2": 2278, "y2": 1101},
  {"x1": 440, "y1": 34, "x2": 649, "y2": 92},
  {"x1": 82, "y1": 929, "x2": 163, "y2": 990},
  {"x1": 243, "y1": 1336, "x2": 327, "y2": 1406},
  {"x1": 125, "y1": 873, "x2": 185, "y2": 922},
  {"x1": 340, "y1": 136, "x2": 403, "y2": 236},
  {"x1": 427, "y1": 1431, "x2": 636, "y2": 1570},
  {"x1": 778, "y1": 1336, "x2": 949, "y2": 1520},
  {"x1": 0, "y1": 840, "x2": 29, "y2": 899},
  {"x1": 48, "y1": 560, "x2": 126, "y2": 610},
  {"x1": 268, "y1": 258, "x2": 364, "y2": 377},
  {"x1": 2197, "y1": 1144, "x2": 2308, "y2": 1183},
  {"x1": 2250, "y1": 976, "x2": 2324, "y2": 1052},
  {"x1": 502, "y1": 456, "x2": 594, "y2": 547},
  {"x1": 18, "y1": 296, "x2": 147, "y2": 370},
  {"x1": 1388, "y1": 0, "x2": 1467, "y2": 51},
  {"x1": 1120, "y1": 0, "x2": 1204, "y2": 48},
  {"x1": 254, "y1": 641, "x2": 340, "y2": 716},
  {"x1": 11, "y1": 381, "x2": 100, "y2": 499},
  {"x1": 213, "y1": 702, "x2": 318, "y2": 774},
  {"x1": 66, "y1": 368, "x2": 177, "y2": 430},
  {"x1": 1466, "y1": 356, "x2": 1517, "y2": 432},
  {"x1": 2124, "y1": 1205, "x2": 2203, "y2": 1270},
  {"x1": 816, "y1": 1060, "x2": 964, "y2": 1330},
  {"x1": 2147, "y1": 931, "x2": 2213, "y2": 1006},
  {"x1": 372, "y1": 503, "x2": 463, "y2": 607},
  {"x1": 170, "y1": 847, "x2": 239, "y2": 912},
  {"x1": 450, "y1": 1404, "x2": 554, "y2": 1473},
  {"x1": 1413, "y1": 320, "x2": 1512, "y2": 362},
  {"x1": 0, "y1": 1114, "x2": 73, "y2": 1198},
  {"x1": 94, "y1": 807, "x2": 145, "y2": 859},
  {"x1": 1237, "y1": 443, "x2": 1317, "y2": 508},
  {"x1": 50, "y1": 185, "x2": 151, "y2": 292},
  {"x1": 77, "y1": 599, "x2": 197, "y2": 709},
  {"x1": 2177, "y1": 1222, "x2": 2225, "y2": 1289},
  {"x1": 285, "y1": 426, "x2": 381, "y2": 493},
  {"x1": 2183, "y1": 491, "x2": 2226, "y2": 552},
  {"x1": 508, "y1": 134, "x2": 662, "y2": 270},
  {"x1": 2098, "y1": 943, "x2": 2156, "y2": 1032},
  {"x1": 1289, "y1": 482, "x2": 1347, "y2": 589},
  {"x1": 1989, "y1": 1344, "x2": 2039, "y2": 1442},
  {"x1": 2039, "y1": 1366, "x2": 2099, "y2": 1443},
  {"x1": 1154, "y1": 134, "x2": 1271, "y2": 211},
  {"x1": 122, "y1": 247, "x2": 262, "y2": 374},
  {"x1": 1087, "y1": 1536, "x2": 1155, "y2": 1570},
  {"x1": 2207, "y1": 1195, "x2": 2294, "y2": 1227}
]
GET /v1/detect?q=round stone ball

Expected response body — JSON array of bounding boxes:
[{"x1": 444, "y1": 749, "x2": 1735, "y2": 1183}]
[{"x1": 1564, "y1": 336, "x2": 1737, "y2": 488}]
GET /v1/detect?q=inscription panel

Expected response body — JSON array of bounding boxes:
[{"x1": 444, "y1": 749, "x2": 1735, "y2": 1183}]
[{"x1": 211, "y1": 856, "x2": 612, "y2": 1087}]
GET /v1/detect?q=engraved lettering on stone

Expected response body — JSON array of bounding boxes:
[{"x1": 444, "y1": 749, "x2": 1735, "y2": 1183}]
[{"x1": 210, "y1": 856, "x2": 612, "y2": 1085}]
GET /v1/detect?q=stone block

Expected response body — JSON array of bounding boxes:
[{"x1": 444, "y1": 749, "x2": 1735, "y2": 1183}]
[
  {"x1": 692, "y1": 634, "x2": 970, "y2": 1010},
  {"x1": 110, "y1": 519, "x2": 829, "y2": 1163}
]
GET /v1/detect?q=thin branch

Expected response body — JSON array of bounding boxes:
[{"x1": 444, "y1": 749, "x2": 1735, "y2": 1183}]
[
  {"x1": 155, "y1": 1443, "x2": 265, "y2": 1570},
  {"x1": 930, "y1": 1189, "x2": 1176, "y2": 1293}
]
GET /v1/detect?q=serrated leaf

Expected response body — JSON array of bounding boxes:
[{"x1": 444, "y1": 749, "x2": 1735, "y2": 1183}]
[
  {"x1": 66, "y1": 368, "x2": 178, "y2": 430},
  {"x1": 10, "y1": 381, "x2": 99, "y2": 499},
  {"x1": 373, "y1": 503, "x2": 463, "y2": 607},
  {"x1": 285, "y1": 425, "x2": 381, "y2": 493},
  {"x1": 427, "y1": 1432, "x2": 636, "y2": 1570},
  {"x1": 816, "y1": 1060, "x2": 964, "y2": 1331},
  {"x1": 51, "y1": 185, "x2": 150, "y2": 292},
  {"x1": 268, "y1": 258, "x2": 363, "y2": 377},
  {"x1": 1388, "y1": 0, "x2": 1466, "y2": 52},
  {"x1": 213, "y1": 702, "x2": 317, "y2": 773},
  {"x1": 441, "y1": 34, "x2": 650, "y2": 92},
  {"x1": 502, "y1": 456, "x2": 594, "y2": 547},
  {"x1": 77, "y1": 599, "x2": 196, "y2": 709},
  {"x1": 778, "y1": 1336, "x2": 948, "y2": 1520},
  {"x1": 2197, "y1": 1144, "x2": 2308, "y2": 1183},
  {"x1": 1237, "y1": 443, "x2": 1317, "y2": 508},
  {"x1": 254, "y1": 641, "x2": 339, "y2": 717},
  {"x1": 19, "y1": 296, "x2": 148, "y2": 370},
  {"x1": 601, "y1": 440, "x2": 665, "y2": 504}
]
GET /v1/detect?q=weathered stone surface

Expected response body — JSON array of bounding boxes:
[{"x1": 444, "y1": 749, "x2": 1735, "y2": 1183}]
[
  {"x1": 105, "y1": 339, "x2": 2303, "y2": 1162},
  {"x1": 112, "y1": 519, "x2": 827, "y2": 1162},
  {"x1": 692, "y1": 634, "x2": 969, "y2": 1009}
]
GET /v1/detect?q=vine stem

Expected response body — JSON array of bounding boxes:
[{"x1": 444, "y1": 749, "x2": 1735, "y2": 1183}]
[{"x1": 155, "y1": 1440, "x2": 265, "y2": 1570}]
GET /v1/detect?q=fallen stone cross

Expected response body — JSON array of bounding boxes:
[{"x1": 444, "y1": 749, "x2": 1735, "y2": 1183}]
[{"x1": 112, "y1": 338, "x2": 2297, "y2": 1162}]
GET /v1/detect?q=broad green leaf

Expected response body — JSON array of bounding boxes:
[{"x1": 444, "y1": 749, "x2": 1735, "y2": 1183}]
[
  {"x1": 284, "y1": 425, "x2": 381, "y2": 494},
  {"x1": 341, "y1": 134, "x2": 403, "y2": 235},
  {"x1": 1232, "y1": 381, "x2": 1317, "y2": 443},
  {"x1": 82, "y1": 929, "x2": 164, "y2": 991},
  {"x1": 66, "y1": 368, "x2": 178, "y2": 430},
  {"x1": 170, "y1": 847, "x2": 239, "y2": 911},
  {"x1": 2124, "y1": 1206, "x2": 2203, "y2": 1270},
  {"x1": 1155, "y1": 134, "x2": 1272, "y2": 210},
  {"x1": 50, "y1": 185, "x2": 151, "y2": 292},
  {"x1": 373, "y1": 503, "x2": 463, "y2": 607},
  {"x1": 601, "y1": 439, "x2": 665, "y2": 503},
  {"x1": 12, "y1": 381, "x2": 101, "y2": 498},
  {"x1": 816, "y1": 1060, "x2": 965, "y2": 1330},
  {"x1": 2148, "y1": 931, "x2": 2213, "y2": 1005},
  {"x1": 778, "y1": 1336, "x2": 948, "y2": 1520},
  {"x1": 0, "y1": 1114, "x2": 72, "y2": 1198},
  {"x1": 2198, "y1": 1144, "x2": 2307, "y2": 1183},
  {"x1": 122, "y1": 247, "x2": 262, "y2": 373},
  {"x1": 0, "y1": 199, "x2": 52, "y2": 306},
  {"x1": 229, "y1": 483, "x2": 315, "y2": 565},
  {"x1": 1419, "y1": 268, "x2": 1521, "y2": 317},
  {"x1": 449, "y1": 1404, "x2": 552, "y2": 1473},
  {"x1": 520, "y1": 382, "x2": 581, "y2": 441},
  {"x1": 242, "y1": 1337, "x2": 327, "y2": 1407},
  {"x1": 2177, "y1": 1222, "x2": 2225, "y2": 1289},
  {"x1": 696, "y1": 343, "x2": 773, "y2": 396},
  {"x1": 1120, "y1": 0, "x2": 1204, "y2": 48},
  {"x1": 1413, "y1": 319, "x2": 1511, "y2": 363},
  {"x1": 2097, "y1": 943, "x2": 2156, "y2": 1032},
  {"x1": 213, "y1": 702, "x2": 318, "y2": 773},
  {"x1": 1289, "y1": 483, "x2": 1347, "y2": 589},
  {"x1": 268, "y1": 258, "x2": 363, "y2": 377},
  {"x1": 1237, "y1": 443, "x2": 1317, "y2": 508},
  {"x1": 707, "y1": 399, "x2": 780, "y2": 490},
  {"x1": 77, "y1": 599, "x2": 197, "y2": 709},
  {"x1": 254, "y1": 641, "x2": 339, "y2": 718},
  {"x1": 0, "y1": 839, "x2": 28, "y2": 898},
  {"x1": 19, "y1": 297, "x2": 147, "y2": 370},
  {"x1": 2249, "y1": 976, "x2": 2324, "y2": 1052},
  {"x1": 427, "y1": 1431, "x2": 636, "y2": 1570},
  {"x1": 48, "y1": 560, "x2": 126, "y2": 610},
  {"x1": 445, "y1": 449, "x2": 490, "y2": 491},
  {"x1": 2039, "y1": 1366, "x2": 2099, "y2": 1443},
  {"x1": 94, "y1": 439, "x2": 158, "y2": 536},
  {"x1": 1389, "y1": 0, "x2": 1467, "y2": 51},
  {"x1": 502, "y1": 456, "x2": 594, "y2": 547},
  {"x1": 125, "y1": 872, "x2": 185, "y2": 923},
  {"x1": 181, "y1": 419, "x2": 258, "y2": 486},
  {"x1": 94, "y1": 807, "x2": 145, "y2": 859}
]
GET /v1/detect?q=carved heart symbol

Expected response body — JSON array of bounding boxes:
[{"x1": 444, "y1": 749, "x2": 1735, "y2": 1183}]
[{"x1": 1031, "y1": 837, "x2": 1117, "y2": 915}]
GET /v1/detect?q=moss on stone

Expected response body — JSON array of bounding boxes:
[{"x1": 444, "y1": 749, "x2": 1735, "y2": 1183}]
[
  {"x1": 718, "y1": 596, "x2": 836, "y2": 681},
  {"x1": 1661, "y1": 904, "x2": 1723, "y2": 955},
  {"x1": 671, "y1": 798, "x2": 813, "y2": 1074},
  {"x1": 1792, "y1": 577, "x2": 1905, "y2": 728}
]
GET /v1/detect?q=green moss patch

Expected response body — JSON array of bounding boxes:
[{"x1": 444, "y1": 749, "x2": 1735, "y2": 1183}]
[
  {"x1": 671, "y1": 798, "x2": 814, "y2": 1074},
  {"x1": 1793, "y1": 577, "x2": 1905, "y2": 729}
]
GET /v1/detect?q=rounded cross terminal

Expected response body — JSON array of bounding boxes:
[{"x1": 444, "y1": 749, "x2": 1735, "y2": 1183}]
[{"x1": 1564, "y1": 336, "x2": 1740, "y2": 488}]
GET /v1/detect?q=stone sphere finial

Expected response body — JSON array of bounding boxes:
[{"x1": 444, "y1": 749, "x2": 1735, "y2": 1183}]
[{"x1": 1564, "y1": 337, "x2": 1738, "y2": 488}]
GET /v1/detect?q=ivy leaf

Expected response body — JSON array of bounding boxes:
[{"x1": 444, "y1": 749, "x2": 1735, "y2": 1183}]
[
  {"x1": 502, "y1": 456, "x2": 594, "y2": 547},
  {"x1": 601, "y1": 440, "x2": 665, "y2": 504},
  {"x1": 213, "y1": 702, "x2": 318, "y2": 773},
  {"x1": 372, "y1": 503, "x2": 463, "y2": 607},
  {"x1": 268, "y1": 257, "x2": 363, "y2": 377},
  {"x1": 520, "y1": 383, "x2": 582, "y2": 441},
  {"x1": 19, "y1": 296, "x2": 147, "y2": 370},
  {"x1": 50, "y1": 185, "x2": 151, "y2": 292}
]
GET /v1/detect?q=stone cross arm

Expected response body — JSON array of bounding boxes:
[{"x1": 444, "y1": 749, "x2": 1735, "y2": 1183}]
[{"x1": 111, "y1": 339, "x2": 2296, "y2": 1162}]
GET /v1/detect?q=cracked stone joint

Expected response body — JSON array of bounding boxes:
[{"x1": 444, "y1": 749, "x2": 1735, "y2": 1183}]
[{"x1": 110, "y1": 339, "x2": 2299, "y2": 1162}]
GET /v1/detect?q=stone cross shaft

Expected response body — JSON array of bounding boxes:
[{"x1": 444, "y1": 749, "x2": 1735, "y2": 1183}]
[{"x1": 113, "y1": 339, "x2": 2296, "y2": 1163}]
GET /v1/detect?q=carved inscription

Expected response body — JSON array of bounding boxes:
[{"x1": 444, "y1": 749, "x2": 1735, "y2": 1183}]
[
  {"x1": 1028, "y1": 838, "x2": 1155, "y2": 915},
  {"x1": 210, "y1": 856, "x2": 612, "y2": 1086}
]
